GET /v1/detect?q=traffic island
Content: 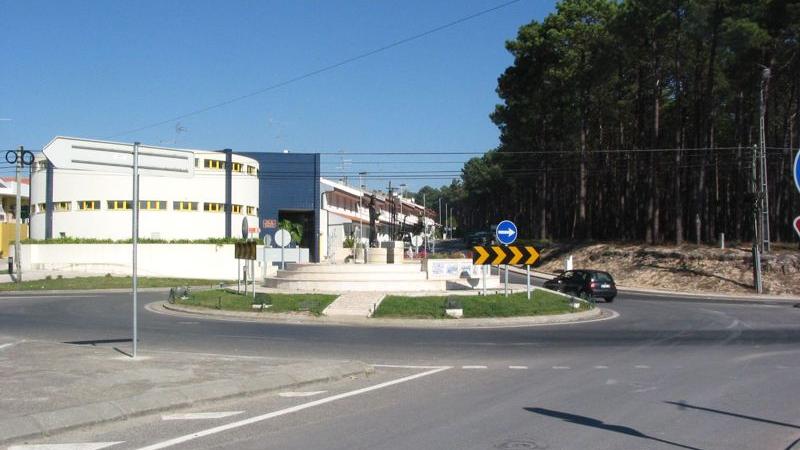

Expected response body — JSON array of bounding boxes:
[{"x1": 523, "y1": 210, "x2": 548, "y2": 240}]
[
  {"x1": 373, "y1": 289, "x2": 590, "y2": 319},
  {"x1": 173, "y1": 289, "x2": 337, "y2": 316}
]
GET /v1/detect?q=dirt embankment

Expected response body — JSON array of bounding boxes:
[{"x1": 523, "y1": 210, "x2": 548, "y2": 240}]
[{"x1": 534, "y1": 242, "x2": 800, "y2": 296}]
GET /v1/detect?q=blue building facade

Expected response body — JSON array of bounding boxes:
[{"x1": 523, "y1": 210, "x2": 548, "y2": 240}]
[{"x1": 241, "y1": 152, "x2": 321, "y2": 262}]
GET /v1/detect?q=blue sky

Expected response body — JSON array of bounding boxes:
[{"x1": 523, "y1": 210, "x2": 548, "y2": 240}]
[{"x1": 0, "y1": 0, "x2": 557, "y2": 190}]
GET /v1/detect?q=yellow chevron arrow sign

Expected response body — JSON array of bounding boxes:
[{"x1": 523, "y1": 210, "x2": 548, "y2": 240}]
[
  {"x1": 472, "y1": 245, "x2": 541, "y2": 266},
  {"x1": 508, "y1": 246, "x2": 523, "y2": 264},
  {"x1": 524, "y1": 246, "x2": 540, "y2": 265},
  {"x1": 472, "y1": 246, "x2": 491, "y2": 265}
]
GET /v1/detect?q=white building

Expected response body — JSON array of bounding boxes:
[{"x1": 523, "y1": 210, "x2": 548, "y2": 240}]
[{"x1": 30, "y1": 137, "x2": 260, "y2": 241}]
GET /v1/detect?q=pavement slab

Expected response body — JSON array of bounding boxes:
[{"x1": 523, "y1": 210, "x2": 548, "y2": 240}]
[{"x1": 0, "y1": 338, "x2": 371, "y2": 445}]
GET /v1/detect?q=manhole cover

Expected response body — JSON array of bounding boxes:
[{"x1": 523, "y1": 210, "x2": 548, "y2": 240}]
[{"x1": 495, "y1": 439, "x2": 545, "y2": 449}]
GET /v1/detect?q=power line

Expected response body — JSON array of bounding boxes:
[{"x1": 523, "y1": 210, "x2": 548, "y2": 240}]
[{"x1": 103, "y1": 0, "x2": 522, "y2": 139}]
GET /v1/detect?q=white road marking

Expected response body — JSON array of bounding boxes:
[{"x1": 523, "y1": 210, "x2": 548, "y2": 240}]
[
  {"x1": 162, "y1": 411, "x2": 243, "y2": 420},
  {"x1": 278, "y1": 391, "x2": 327, "y2": 398},
  {"x1": 606, "y1": 379, "x2": 618, "y2": 385},
  {"x1": 0, "y1": 341, "x2": 19, "y2": 350},
  {"x1": 8, "y1": 443, "x2": 124, "y2": 450},
  {"x1": 133, "y1": 366, "x2": 451, "y2": 450},
  {"x1": 634, "y1": 387, "x2": 658, "y2": 393},
  {"x1": 552, "y1": 366, "x2": 571, "y2": 370},
  {"x1": 508, "y1": 366, "x2": 528, "y2": 370},
  {"x1": 635, "y1": 365, "x2": 651, "y2": 369},
  {"x1": 594, "y1": 365, "x2": 608, "y2": 369},
  {"x1": 372, "y1": 364, "x2": 450, "y2": 369},
  {"x1": 461, "y1": 365, "x2": 488, "y2": 369}
]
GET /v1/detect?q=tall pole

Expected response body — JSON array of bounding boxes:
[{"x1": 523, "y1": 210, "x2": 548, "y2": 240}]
[
  {"x1": 751, "y1": 145, "x2": 762, "y2": 294},
  {"x1": 132, "y1": 142, "x2": 140, "y2": 358},
  {"x1": 759, "y1": 68, "x2": 771, "y2": 253},
  {"x1": 14, "y1": 146, "x2": 22, "y2": 281}
]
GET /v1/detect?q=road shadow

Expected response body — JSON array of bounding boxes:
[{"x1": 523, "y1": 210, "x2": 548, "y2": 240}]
[
  {"x1": 524, "y1": 407, "x2": 703, "y2": 450},
  {"x1": 665, "y1": 400, "x2": 800, "y2": 430},
  {"x1": 63, "y1": 338, "x2": 132, "y2": 346}
]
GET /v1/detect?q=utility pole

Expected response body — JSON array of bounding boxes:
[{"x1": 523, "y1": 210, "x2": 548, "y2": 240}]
[
  {"x1": 750, "y1": 145, "x2": 763, "y2": 293},
  {"x1": 14, "y1": 146, "x2": 23, "y2": 281},
  {"x1": 758, "y1": 67, "x2": 771, "y2": 253}
]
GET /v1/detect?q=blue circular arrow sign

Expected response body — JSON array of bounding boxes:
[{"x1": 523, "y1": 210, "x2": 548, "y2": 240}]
[
  {"x1": 794, "y1": 149, "x2": 800, "y2": 194},
  {"x1": 495, "y1": 220, "x2": 518, "y2": 245}
]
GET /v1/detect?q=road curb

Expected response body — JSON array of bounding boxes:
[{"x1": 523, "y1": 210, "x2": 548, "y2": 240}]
[
  {"x1": 157, "y1": 301, "x2": 608, "y2": 328},
  {"x1": 0, "y1": 359, "x2": 372, "y2": 445}
]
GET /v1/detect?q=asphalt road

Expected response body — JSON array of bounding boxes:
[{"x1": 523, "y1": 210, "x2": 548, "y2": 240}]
[{"x1": 2, "y1": 287, "x2": 800, "y2": 449}]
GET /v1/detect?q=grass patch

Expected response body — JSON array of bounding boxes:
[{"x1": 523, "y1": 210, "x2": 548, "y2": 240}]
[
  {"x1": 176, "y1": 289, "x2": 337, "y2": 316},
  {"x1": 373, "y1": 289, "x2": 590, "y2": 319},
  {"x1": 0, "y1": 275, "x2": 227, "y2": 291}
]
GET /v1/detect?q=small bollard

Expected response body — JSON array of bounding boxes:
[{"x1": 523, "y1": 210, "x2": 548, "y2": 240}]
[{"x1": 7, "y1": 256, "x2": 13, "y2": 274}]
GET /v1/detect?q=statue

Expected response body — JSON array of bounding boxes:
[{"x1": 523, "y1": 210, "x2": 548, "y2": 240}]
[{"x1": 368, "y1": 195, "x2": 379, "y2": 248}]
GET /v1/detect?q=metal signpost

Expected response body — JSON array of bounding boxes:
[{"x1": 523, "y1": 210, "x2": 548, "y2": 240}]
[
  {"x1": 43, "y1": 137, "x2": 193, "y2": 359},
  {"x1": 495, "y1": 220, "x2": 517, "y2": 296},
  {"x1": 472, "y1": 243, "x2": 539, "y2": 298},
  {"x1": 5, "y1": 147, "x2": 34, "y2": 282},
  {"x1": 274, "y1": 229, "x2": 291, "y2": 269}
]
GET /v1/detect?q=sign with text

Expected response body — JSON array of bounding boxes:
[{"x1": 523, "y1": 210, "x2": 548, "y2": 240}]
[
  {"x1": 472, "y1": 245, "x2": 539, "y2": 266},
  {"x1": 263, "y1": 219, "x2": 277, "y2": 229}
]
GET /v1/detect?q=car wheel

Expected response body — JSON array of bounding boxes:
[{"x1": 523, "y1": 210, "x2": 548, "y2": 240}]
[{"x1": 605, "y1": 296, "x2": 614, "y2": 303}]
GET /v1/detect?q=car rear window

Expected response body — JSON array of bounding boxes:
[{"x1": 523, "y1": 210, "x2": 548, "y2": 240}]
[{"x1": 594, "y1": 272, "x2": 614, "y2": 283}]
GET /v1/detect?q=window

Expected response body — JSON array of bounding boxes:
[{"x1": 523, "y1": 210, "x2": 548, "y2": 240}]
[
  {"x1": 230, "y1": 204, "x2": 242, "y2": 214},
  {"x1": 194, "y1": 158, "x2": 200, "y2": 167},
  {"x1": 247, "y1": 165, "x2": 257, "y2": 175},
  {"x1": 55, "y1": 201, "x2": 71, "y2": 212},
  {"x1": 232, "y1": 162, "x2": 243, "y2": 172},
  {"x1": 108, "y1": 200, "x2": 131, "y2": 210},
  {"x1": 36, "y1": 203, "x2": 47, "y2": 213},
  {"x1": 204, "y1": 159, "x2": 224, "y2": 170},
  {"x1": 78, "y1": 200, "x2": 100, "y2": 211},
  {"x1": 139, "y1": 200, "x2": 166, "y2": 210},
  {"x1": 204, "y1": 202, "x2": 223, "y2": 212},
  {"x1": 173, "y1": 201, "x2": 198, "y2": 211},
  {"x1": 246, "y1": 206, "x2": 255, "y2": 215}
]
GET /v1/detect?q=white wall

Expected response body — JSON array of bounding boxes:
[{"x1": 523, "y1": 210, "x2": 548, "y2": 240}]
[
  {"x1": 30, "y1": 148, "x2": 260, "y2": 240},
  {"x1": 18, "y1": 243, "x2": 266, "y2": 280}
]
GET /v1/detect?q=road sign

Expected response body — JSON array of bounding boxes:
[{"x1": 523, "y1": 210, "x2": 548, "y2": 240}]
[
  {"x1": 472, "y1": 245, "x2": 539, "y2": 266},
  {"x1": 794, "y1": 150, "x2": 800, "y2": 193},
  {"x1": 794, "y1": 216, "x2": 800, "y2": 239},
  {"x1": 241, "y1": 217, "x2": 249, "y2": 239},
  {"x1": 43, "y1": 136, "x2": 194, "y2": 177},
  {"x1": 411, "y1": 235, "x2": 423, "y2": 247},
  {"x1": 274, "y1": 229, "x2": 291, "y2": 247},
  {"x1": 235, "y1": 241, "x2": 257, "y2": 260},
  {"x1": 263, "y1": 218, "x2": 277, "y2": 229},
  {"x1": 495, "y1": 220, "x2": 518, "y2": 245}
]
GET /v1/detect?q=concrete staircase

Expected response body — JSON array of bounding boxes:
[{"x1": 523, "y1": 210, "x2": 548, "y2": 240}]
[{"x1": 265, "y1": 262, "x2": 446, "y2": 292}]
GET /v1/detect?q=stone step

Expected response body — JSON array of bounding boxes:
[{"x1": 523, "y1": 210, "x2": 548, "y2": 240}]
[
  {"x1": 275, "y1": 271, "x2": 429, "y2": 281},
  {"x1": 284, "y1": 263, "x2": 423, "y2": 274},
  {"x1": 265, "y1": 278, "x2": 446, "y2": 292},
  {"x1": 322, "y1": 293, "x2": 386, "y2": 317}
]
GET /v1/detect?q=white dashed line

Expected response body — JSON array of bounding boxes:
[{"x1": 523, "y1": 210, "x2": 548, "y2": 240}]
[
  {"x1": 552, "y1": 366, "x2": 571, "y2": 370},
  {"x1": 635, "y1": 365, "x2": 651, "y2": 369},
  {"x1": 462, "y1": 365, "x2": 488, "y2": 369},
  {"x1": 162, "y1": 412, "x2": 243, "y2": 420},
  {"x1": 508, "y1": 366, "x2": 528, "y2": 370},
  {"x1": 8, "y1": 443, "x2": 124, "y2": 450},
  {"x1": 594, "y1": 365, "x2": 608, "y2": 369},
  {"x1": 278, "y1": 391, "x2": 327, "y2": 398}
]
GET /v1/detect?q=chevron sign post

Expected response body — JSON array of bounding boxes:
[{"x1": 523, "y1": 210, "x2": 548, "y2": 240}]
[{"x1": 472, "y1": 245, "x2": 540, "y2": 298}]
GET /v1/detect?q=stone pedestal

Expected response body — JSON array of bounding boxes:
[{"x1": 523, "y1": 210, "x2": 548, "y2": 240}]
[
  {"x1": 367, "y1": 247, "x2": 388, "y2": 264},
  {"x1": 382, "y1": 241, "x2": 405, "y2": 264}
]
